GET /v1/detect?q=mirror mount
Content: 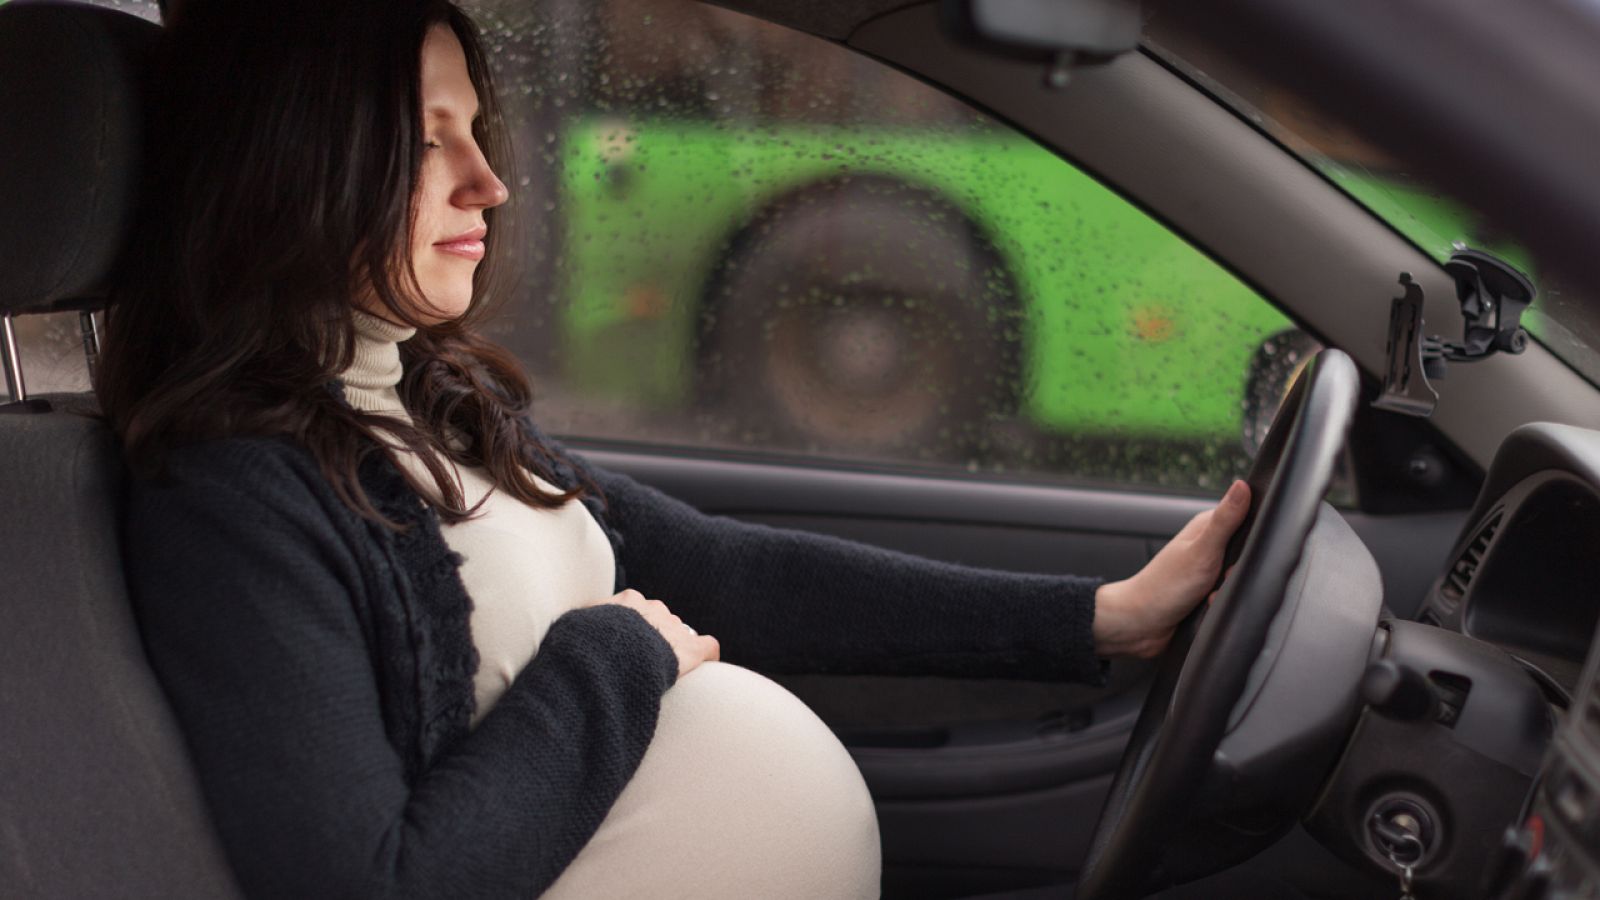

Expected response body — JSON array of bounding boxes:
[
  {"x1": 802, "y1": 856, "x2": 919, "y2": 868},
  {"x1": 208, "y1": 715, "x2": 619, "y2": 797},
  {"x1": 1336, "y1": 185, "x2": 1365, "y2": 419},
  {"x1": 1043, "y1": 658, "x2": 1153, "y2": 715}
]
[
  {"x1": 1374, "y1": 248, "x2": 1536, "y2": 418},
  {"x1": 942, "y1": 0, "x2": 1142, "y2": 88}
]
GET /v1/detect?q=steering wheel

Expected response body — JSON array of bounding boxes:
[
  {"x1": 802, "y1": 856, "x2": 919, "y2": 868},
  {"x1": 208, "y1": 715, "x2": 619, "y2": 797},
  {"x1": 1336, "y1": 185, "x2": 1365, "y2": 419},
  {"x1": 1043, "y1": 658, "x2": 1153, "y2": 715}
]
[{"x1": 1076, "y1": 348, "x2": 1361, "y2": 900}]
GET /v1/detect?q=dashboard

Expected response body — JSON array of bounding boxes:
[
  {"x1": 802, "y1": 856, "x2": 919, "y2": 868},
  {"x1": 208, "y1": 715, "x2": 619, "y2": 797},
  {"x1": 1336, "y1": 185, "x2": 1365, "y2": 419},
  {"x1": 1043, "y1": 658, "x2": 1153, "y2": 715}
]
[
  {"x1": 1421, "y1": 468, "x2": 1600, "y2": 699},
  {"x1": 1412, "y1": 423, "x2": 1600, "y2": 896},
  {"x1": 1506, "y1": 627, "x2": 1600, "y2": 897}
]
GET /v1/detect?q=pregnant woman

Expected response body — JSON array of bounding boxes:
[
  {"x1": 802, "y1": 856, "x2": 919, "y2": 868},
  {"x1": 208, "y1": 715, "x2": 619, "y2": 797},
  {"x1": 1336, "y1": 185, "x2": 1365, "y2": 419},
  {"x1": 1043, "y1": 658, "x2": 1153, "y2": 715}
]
[{"x1": 101, "y1": 1, "x2": 1248, "y2": 896}]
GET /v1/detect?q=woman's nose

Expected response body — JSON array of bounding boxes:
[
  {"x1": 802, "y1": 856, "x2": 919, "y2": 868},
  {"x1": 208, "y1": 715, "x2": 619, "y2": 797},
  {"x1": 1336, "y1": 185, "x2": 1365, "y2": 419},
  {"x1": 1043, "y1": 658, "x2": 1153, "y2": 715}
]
[{"x1": 456, "y1": 152, "x2": 509, "y2": 210}]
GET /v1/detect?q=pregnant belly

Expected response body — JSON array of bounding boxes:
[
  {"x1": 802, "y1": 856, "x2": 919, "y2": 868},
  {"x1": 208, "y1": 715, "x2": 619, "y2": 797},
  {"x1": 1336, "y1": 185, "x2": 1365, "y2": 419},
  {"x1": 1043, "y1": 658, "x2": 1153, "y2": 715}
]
[{"x1": 542, "y1": 662, "x2": 880, "y2": 900}]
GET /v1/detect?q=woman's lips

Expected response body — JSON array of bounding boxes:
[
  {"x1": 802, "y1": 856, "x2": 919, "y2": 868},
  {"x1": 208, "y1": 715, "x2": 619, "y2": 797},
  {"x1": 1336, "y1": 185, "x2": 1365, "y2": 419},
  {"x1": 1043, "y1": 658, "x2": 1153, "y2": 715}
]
[{"x1": 435, "y1": 228, "x2": 487, "y2": 261}]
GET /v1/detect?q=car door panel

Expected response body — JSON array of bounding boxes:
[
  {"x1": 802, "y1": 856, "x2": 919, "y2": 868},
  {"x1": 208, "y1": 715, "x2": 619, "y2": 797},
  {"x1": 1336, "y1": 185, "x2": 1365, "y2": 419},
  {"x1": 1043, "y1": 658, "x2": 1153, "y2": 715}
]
[
  {"x1": 579, "y1": 444, "x2": 1467, "y2": 627},
  {"x1": 574, "y1": 443, "x2": 1465, "y2": 893},
  {"x1": 576, "y1": 445, "x2": 1466, "y2": 733},
  {"x1": 746, "y1": 515, "x2": 1152, "y2": 584},
  {"x1": 579, "y1": 445, "x2": 1211, "y2": 545},
  {"x1": 577, "y1": 445, "x2": 1176, "y2": 729},
  {"x1": 576, "y1": 444, "x2": 1176, "y2": 887},
  {"x1": 876, "y1": 775, "x2": 1114, "y2": 881}
]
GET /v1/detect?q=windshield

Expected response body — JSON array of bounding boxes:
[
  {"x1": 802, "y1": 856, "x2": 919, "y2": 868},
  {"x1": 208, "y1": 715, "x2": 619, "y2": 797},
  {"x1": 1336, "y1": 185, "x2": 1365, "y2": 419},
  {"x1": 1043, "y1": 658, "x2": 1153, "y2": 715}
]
[{"x1": 1144, "y1": 21, "x2": 1600, "y2": 385}]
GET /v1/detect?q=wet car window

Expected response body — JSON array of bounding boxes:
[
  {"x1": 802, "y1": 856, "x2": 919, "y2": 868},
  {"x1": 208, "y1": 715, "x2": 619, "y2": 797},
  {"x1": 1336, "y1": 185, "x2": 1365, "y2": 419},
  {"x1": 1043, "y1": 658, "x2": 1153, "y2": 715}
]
[
  {"x1": 30, "y1": 0, "x2": 1304, "y2": 494},
  {"x1": 471, "y1": 0, "x2": 1301, "y2": 493},
  {"x1": 10, "y1": 312, "x2": 96, "y2": 395}
]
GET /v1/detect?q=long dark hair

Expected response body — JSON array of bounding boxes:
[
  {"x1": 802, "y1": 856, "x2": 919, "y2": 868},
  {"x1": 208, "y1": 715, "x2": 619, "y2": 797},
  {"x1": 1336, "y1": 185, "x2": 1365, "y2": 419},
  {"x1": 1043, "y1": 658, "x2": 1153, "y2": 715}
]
[{"x1": 99, "y1": 0, "x2": 581, "y2": 524}]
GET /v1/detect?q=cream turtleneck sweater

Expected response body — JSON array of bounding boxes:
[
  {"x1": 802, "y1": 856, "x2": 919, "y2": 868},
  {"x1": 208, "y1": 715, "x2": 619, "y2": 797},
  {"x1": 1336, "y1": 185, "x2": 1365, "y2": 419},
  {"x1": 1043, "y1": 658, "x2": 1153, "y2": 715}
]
[
  {"x1": 343, "y1": 311, "x2": 879, "y2": 900},
  {"x1": 343, "y1": 311, "x2": 617, "y2": 724}
]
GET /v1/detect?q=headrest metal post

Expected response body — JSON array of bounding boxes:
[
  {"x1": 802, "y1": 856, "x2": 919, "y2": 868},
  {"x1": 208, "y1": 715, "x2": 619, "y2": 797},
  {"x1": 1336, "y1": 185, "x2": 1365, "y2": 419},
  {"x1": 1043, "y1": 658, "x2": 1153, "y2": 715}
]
[
  {"x1": 2, "y1": 313, "x2": 26, "y2": 403},
  {"x1": 80, "y1": 310, "x2": 101, "y2": 385}
]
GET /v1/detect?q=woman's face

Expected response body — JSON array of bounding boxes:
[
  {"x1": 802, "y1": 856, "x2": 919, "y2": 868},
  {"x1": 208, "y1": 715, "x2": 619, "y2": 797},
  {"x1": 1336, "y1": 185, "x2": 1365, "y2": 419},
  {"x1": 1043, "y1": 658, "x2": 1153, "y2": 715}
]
[{"x1": 407, "y1": 25, "x2": 509, "y2": 323}]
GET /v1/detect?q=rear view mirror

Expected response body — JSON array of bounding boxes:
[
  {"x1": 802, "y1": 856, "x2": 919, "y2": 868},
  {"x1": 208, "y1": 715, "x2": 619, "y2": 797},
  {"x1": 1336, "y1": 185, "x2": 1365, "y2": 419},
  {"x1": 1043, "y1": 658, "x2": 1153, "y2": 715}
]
[{"x1": 942, "y1": 0, "x2": 1142, "y2": 72}]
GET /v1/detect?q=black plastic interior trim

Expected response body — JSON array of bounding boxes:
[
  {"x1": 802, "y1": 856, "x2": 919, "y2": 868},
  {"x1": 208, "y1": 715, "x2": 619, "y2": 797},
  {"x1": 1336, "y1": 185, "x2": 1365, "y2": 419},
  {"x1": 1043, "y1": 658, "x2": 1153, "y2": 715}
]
[{"x1": 574, "y1": 443, "x2": 1213, "y2": 536}]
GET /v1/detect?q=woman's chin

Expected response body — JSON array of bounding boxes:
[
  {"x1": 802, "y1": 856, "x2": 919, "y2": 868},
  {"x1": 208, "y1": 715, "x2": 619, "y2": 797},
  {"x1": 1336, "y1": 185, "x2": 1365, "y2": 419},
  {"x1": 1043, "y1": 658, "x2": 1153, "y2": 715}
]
[{"x1": 411, "y1": 292, "x2": 473, "y2": 324}]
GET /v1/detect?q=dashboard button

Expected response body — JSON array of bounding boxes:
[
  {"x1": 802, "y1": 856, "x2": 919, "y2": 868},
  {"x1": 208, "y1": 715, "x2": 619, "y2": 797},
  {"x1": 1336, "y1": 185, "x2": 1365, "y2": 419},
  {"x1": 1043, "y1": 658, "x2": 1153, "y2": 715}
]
[{"x1": 1552, "y1": 771, "x2": 1593, "y2": 829}]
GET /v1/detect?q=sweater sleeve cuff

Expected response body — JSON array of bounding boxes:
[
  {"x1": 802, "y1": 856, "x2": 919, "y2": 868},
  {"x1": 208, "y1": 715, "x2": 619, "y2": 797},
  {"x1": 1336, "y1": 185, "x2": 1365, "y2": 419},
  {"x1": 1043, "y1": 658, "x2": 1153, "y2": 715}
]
[
  {"x1": 542, "y1": 603, "x2": 680, "y2": 692},
  {"x1": 1058, "y1": 576, "x2": 1109, "y2": 686}
]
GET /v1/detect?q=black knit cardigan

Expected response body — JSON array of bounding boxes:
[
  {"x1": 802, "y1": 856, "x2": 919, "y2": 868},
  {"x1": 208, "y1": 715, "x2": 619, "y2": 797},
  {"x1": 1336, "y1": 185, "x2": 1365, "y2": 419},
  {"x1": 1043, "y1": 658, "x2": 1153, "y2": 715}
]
[{"x1": 125, "y1": 427, "x2": 1103, "y2": 899}]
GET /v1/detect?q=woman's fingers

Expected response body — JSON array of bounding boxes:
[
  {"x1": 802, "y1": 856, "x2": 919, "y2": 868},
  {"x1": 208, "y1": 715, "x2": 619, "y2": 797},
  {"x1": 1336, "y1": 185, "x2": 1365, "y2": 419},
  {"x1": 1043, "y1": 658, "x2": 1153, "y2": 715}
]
[
  {"x1": 1180, "y1": 481, "x2": 1250, "y2": 573},
  {"x1": 589, "y1": 590, "x2": 717, "y2": 680},
  {"x1": 699, "y1": 634, "x2": 722, "y2": 663},
  {"x1": 1206, "y1": 563, "x2": 1240, "y2": 606},
  {"x1": 1092, "y1": 482, "x2": 1251, "y2": 658},
  {"x1": 1200, "y1": 480, "x2": 1251, "y2": 551}
]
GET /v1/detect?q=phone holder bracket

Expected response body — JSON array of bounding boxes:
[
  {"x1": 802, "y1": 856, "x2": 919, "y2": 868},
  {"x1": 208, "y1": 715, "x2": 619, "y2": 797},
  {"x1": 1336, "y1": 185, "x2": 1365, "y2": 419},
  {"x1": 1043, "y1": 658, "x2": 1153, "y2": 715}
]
[{"x1": 1374, "y1": 248, "x2": 1535, "y2": 417}]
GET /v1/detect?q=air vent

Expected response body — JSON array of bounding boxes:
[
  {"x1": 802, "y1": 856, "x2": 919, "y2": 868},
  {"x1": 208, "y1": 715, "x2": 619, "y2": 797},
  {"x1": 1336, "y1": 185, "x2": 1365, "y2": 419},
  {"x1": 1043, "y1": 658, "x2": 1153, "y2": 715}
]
[{"x1": 1442, "y1": 511, "x2": 1503, "y2": 600}]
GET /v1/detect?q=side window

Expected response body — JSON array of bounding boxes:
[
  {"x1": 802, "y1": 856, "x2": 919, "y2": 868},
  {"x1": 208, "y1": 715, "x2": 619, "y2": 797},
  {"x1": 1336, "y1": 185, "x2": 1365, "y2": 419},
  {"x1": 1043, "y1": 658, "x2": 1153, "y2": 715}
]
[
  {"x1": 480, "y1": 0, "x2": 1302, "y2": 494},
  {"x1": 8, "y1": 312, "x2": 97, "y2": 395}
]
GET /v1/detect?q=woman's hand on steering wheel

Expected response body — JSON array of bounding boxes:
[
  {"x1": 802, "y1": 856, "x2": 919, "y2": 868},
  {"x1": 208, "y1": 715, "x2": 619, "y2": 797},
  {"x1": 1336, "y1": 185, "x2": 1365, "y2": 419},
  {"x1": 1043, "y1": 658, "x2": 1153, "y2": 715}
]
[{"x1": 1092, "y1": 480, "x2": 1251, "y2": 659}]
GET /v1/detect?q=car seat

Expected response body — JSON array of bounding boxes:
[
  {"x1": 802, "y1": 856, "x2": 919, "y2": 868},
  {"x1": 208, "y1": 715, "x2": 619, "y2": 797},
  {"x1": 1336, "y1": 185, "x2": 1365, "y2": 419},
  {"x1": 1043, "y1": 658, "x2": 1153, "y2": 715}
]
[{"x1": 0, "y1": 2, "x2": 243, "y2": 896}]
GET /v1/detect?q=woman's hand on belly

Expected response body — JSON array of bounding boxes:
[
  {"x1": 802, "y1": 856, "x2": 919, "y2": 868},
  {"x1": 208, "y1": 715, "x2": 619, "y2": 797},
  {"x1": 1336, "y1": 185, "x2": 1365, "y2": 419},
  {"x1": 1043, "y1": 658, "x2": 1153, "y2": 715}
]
[{"x1": 588, "y1": 589, "x2": 720, "y2": 680}]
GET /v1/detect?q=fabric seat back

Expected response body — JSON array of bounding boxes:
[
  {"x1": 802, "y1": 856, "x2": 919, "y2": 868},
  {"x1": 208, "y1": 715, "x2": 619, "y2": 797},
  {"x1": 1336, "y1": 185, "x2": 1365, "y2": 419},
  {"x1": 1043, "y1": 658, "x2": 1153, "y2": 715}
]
[{"x1": 0, "y1": 409, "x2": 242, "y2": 899}]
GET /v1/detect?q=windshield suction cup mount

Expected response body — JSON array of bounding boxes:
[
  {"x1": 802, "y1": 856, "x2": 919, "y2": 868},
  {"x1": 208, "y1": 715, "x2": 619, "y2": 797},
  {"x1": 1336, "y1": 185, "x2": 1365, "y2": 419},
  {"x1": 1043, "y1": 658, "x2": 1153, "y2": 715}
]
[
  {"x1": 1374, "y1": 247, "x2": 1536, "y2": 417},
  {"x1": 942, "y1": 0, "x2": 1142, "y2": 89}
]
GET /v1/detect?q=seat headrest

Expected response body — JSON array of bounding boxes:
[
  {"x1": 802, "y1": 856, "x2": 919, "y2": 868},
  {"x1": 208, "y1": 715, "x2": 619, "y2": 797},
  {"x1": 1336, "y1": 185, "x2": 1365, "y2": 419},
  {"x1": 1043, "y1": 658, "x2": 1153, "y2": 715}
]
[{"x1": 0, "y1": 1, "x2": 158, "y2": 316}]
